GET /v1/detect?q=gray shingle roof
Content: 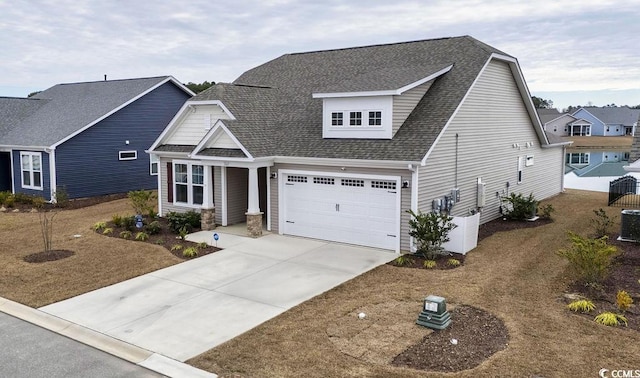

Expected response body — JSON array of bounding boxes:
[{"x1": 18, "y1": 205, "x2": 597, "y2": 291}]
[
  {"x1": 536, "y1": 108, "x2": 562, "y2": 124},
  {"x1": 190, "y1": 36, "x2": 510, "y2": 161},
  {"x1": 1, "y1": 76, "x2": 175, "y2": 147},
  {"x1": 580, "y1": 106, "x2": 640, "y2": 126},
  {"x1": 0, "y1": 97, "x2": 47, "y2": 138}
]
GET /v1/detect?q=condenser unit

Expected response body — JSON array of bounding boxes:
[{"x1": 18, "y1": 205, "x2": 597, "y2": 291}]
[{"x1": 619, "y1": 209, "x2": 640, "y2": 242}]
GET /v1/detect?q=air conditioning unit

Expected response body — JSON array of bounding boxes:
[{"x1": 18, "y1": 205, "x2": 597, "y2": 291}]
[{"x1": 619, "y1": 209, "x2": 640, "y2": 241}]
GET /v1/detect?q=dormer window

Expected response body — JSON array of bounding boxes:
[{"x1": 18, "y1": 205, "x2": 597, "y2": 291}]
[
  {"x1": 331, "y1": 112, "x2": 343, "y2": 126},
  {"x1": 369, "y1": 111, "x2": 382, "y2": 126},
  {"x1": 350, "y1": 112, "x2": 362, "y2": 126}
]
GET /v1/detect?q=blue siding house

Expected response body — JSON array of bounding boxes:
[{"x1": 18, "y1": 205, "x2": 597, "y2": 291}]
[
  {"x1": 572, "y1": 107, "x2": 640, "y2": 136},
  {"x1": 0, "y1": 76, "x2": 193, "y2": 200}
]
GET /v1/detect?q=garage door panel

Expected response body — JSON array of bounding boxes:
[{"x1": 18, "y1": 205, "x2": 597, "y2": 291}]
[{"x1": 282, "y1": 173, "x2": 399, "y2": 250}]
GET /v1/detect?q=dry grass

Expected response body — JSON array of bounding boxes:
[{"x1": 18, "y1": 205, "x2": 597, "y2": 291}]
[
  {"x1": 0, "y1": 198, "x2": 181, "y2": 308},
  {"x1": 565, "y1": 135, "x2": 632, "y2": 150},
  {"x1": 188, "y1": 190, "x2": 640, "y2": 377}
]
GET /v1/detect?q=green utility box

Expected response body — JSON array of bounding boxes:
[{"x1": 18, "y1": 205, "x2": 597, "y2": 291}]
[{"x1": 417, "y1": 295, "x2": 451, "y2": 330}]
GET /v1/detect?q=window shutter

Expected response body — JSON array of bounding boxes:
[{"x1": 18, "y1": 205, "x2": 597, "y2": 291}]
[{"x1": 167, "y1": 162, "x2": 173, "y2": 202}]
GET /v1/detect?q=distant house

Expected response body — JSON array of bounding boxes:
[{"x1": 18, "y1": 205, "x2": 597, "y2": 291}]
[
  {"x1": 538, "y1": 106, "x2": 640, "y2": 137},
  {"x1": 537, "y1": 108, "x2": 592, "y2": 137},
  {"x1": 149, "y1": 36, "x2": 567, "y2": 253},
  {"x1": 0, "y1": 76, "x2": 193, "y2": 200}
]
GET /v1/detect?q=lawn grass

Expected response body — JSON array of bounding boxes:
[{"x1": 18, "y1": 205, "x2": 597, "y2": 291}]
[
  {"x1": 565, "y1": 135, "x2": 632, "y2": 150},
  {"x1": 188, "y1": 190, "x2": 640, "y2": 377}
]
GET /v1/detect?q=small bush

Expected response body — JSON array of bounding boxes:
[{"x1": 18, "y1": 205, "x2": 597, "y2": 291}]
[
  {"x1": 501, "y1": 193, "x2": 537, "y2": 220},
  {"x1": 567, "y1": 299, "x2": 596, "y2": 313},
  {"x1": 183, "y1": 247, "x2": 198, "y2": 258},
  {"x1": 122, "y1": 216, "x2": 136, "y2": 232},
  {"x1": 92, "y1": 221, "x2": 107, "y2": 232},
  {"x1": 0, "y1": 191, "x2": 15, "y2": 207},
  {"x1": 135, "y1": 232, "x2": 149, "y2": 241},
  {"x1": 197, "y1": 242, "x2": 209, "y2": 249},
  {"x1": 446, "y1": 258, "x2": 461, "y2": 267},
  {"x1": 128, "y1": 190, "x2": 157, "y2": 218},
  {"x1": 54, "y1": 187, "x2": 69, "y2": 208},
  {"x1": 111, "y1": 214, "x2": 124, "y2": 227},
  {"x1": 102, "y1": 227, "x2": 114, "y2": 235},
  {"x1": 616, "y1": 290, "x2": 633, "y2": 312},
  {"x1": 393, "y1": 255, "x2": 415, "y2": 267},
  {"x1": 13, "y1": 192, "x2": 39, "y2": 205},
  {"x1": 594, "y1": 312, "x2": 627, "y2": 327},
  {"x1": 31, "y1": 196, "x2": 46, "y2": 209},
  {"x1": 538, "y1": 203, "x2": 555, "y2": 220},
  {"x1": 423, "y1": 260, "x2": 437, "y2": 269},
  {"x1": 166, "y1": 211, "x2": 201, "y2": 233},
  {"x1": 145, "y1": 221, "x2": 162, "y2": 235},
  {"x1": 170, "y1": 244, "x2": 183, "y2": 251},
  {"x1": 407, "y1": 210, "x2": 457, "y2": 260},
  {"x1": 591, "y1": 208, "x2": 613, "y2": 238},
  {"x1": 178, "y1": 226, "x2": 189, "y2": 240},
  {"x1": 557, "y1": 232, "x2": 619, "y2": 285},
  {"x1": 120, "y1": 230, "x2": 132, "y2": 239}
]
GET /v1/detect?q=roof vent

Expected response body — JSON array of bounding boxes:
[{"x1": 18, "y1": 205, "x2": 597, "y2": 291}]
[{"x1": 104, "y1": 74, "x2": 107, "y2": 81}]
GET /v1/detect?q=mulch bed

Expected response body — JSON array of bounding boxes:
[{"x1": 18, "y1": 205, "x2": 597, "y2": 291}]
[
  {"x1": 23, "y1": 249, "x2": 75, "y2": 263},
  {"x1": 2, "y1": 193, "x2": 129, "y2": 213},
  {"x1": 478, "y1": 216, "x2": 553, "y2": 242},
  {"x1": 388, "y1": 253, "x2": 465, "y2": 269},
  {"x1": 96, "y1": 216, "x2": 221, "y2": 260},
  {"x1": 566, "y1": 232, "x2": 640, "y2": 331},
  {"x1": 392, "y1": 305, "x2": 509, "y2": 372}
]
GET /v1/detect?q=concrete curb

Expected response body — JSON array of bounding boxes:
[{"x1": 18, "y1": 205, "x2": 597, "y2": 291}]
[{"x1": 0, "y1": 297, "x2": 217, "y2": 378}]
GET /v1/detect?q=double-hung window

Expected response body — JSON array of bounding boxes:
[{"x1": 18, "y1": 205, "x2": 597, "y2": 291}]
[
  {"x1": 150, "y1": 154, "x2": 159, "y2": 175},
  {"x1": 20, "y1": 152, "x2": 42, "y2": 190},
  {"x1": 174, "y1": 162, "x2": 204, "y2": 206}
]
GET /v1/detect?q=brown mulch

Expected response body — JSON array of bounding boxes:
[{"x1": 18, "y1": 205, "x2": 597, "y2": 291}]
[
  {"x1": 388, "y1": 253, "x2": 465, "y2": 269},
  {"x1": 392, "y1": 305, "x2": 509, "y2": 372},
  {"x1": 96, "y1": 216, "x2": 221, "y2": 260},
  {"x1": 478, "y1": 216, "x2": 553, "y2": 241},
  {"x1": 3, "y1": 193, "x2": 129, "y2": 212},
  {"x1": 566, "y1": 231, "x2": 640, "y2": 331},
  {"x1": 23, "y1": 249, "x2": 75, "y2": 263}
]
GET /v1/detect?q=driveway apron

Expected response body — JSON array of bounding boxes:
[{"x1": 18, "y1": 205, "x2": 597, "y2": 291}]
[{"x1": 40, "y1": 233, "x2": 395, "y2": 362}]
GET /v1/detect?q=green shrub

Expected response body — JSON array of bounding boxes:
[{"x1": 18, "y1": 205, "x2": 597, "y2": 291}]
[
  {"x1": 594, "y1": 312, "x2": 627, "y2": 327},
  {"x1": 128, "y1": 190, "x2": 157, "y2": 217},
  {"x1": 538, "y1": 203, "x2": 555, "y2": 220},
  {"x1": 53, "y1": 186, "x2": 69, "y2": 208},
  {"x1": 423, "y1": 260, "x2": 437, "y2": 269},
  {"x1": 591, "y1": 208, "x2": 614, "y2": 238},
  {"x1": 122, "y1": 216, "x2": 136, "y2": 232},
  {"x1": 183, "y1": 247, "x2": 198, "y2": 258},
  {"x1": 0, "y1": 191, "x2": 15, "y2": 207},
  {"x1": 197, "y1": 242, "x2": 209, "y2": 249},
  {"x1": 557, "y1": 232, "x2": 619, "y2": 285},
  {"x1": 567, "y1": 299, "x2": 596, "y2": 313},
  {"x1": 166, "y1": 211, "x2": 201, "y2": 233},
  {"x1": 111, "y1": 214, "x2": 124, "y2": 227},
  {"x1": 501, "y1": 193, "x2": 537, "y2": 220},
  {"x1": 616, "y1": 290, "x2": 633, "y2": 312},
  {"x1": 407, "y1": 210, "x2": 457, "y2": 260},
  {"x1": 13, "y1": 192, "x2": 38, "y2": 205},
  {"x1": 170, "y1": 244, "x2": 183, "y2": 251},
  {"x1": 92, "y1": 221, "x2": 107, "y2": 232},
  {"x1": 102, "y1": 227, "x2": 113, "y2": 235},
  {"x1": 135, "y1": 232, "x2": 149, "y2": 241},
  {"x1": 446, "y1": 258, "x2": 461, "y2": 267},
  {"x1": 31, "y1": 196, "x2": 46, "y2": 209},
  {"x1": 393, "y1": 255, "x2": 414, "y2": 267},
  {"x1": 145, "y1": 220, "x2": 162, "y2": 235},
  {"x1": 120, "y1": 230, "x2": 132, "y2": 239}
]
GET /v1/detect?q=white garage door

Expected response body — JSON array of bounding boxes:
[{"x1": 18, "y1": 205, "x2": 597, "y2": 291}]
[{"x1": 282, "y1": 172, "x2": 400, "y2": 250}]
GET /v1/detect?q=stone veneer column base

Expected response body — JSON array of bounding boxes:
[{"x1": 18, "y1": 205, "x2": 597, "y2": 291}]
[
  {"x1": 201, "y1": 208, "x2": 216, "y2": 231},
  {"x1": 246, "y1": 212, "x2": 264, "y2": 238}
]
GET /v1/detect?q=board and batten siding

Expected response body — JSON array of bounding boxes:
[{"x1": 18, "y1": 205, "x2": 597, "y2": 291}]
[
  {"x1": 392, "y1": 80, "x2": 433, "y2": 136},
  {"x1": 270, "y1": 163, "x2": 413, "y2": 252},
  {"x1": 55, "y1": 82, "x2": 190, "y2": 199},
  {"x1": 418, "y1": 59, "x2": 563, "y2": 225},
  {"x1": 12, "y1": 150, "x2": 51, "y2": 200},
  {"x1": 164, "y1": 104, "x2": 230, "y2": 145}
]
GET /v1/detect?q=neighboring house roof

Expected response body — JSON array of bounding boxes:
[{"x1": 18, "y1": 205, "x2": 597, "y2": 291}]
[
  {"x1": 536, "y1": 108, "x2": 562, "y2": 124},
  {"x1": 574, "y1": 106, "x2": 640, "y2": 126},
  {"x1": 0, "y1": 76, "x2": 193, "y2": 148},
  {"x1": 574, "y1": 161, "x2": 628, "y2": 177},
  {"x1": 167, "y1": 36, "x2": 542, "y2": 162},
  {"x1": 0, "y1": 97, "x2": 47, "y2": 138}
]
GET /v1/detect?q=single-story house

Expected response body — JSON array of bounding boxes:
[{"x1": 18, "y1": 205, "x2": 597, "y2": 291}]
[
  {"x1": 149, "y1": 36, "x2": 567, "y2": 253},
  {"x1": 573, "y1": 106, "x2": 640, "y2": 136},
  {"x1": 0, "y1": 76, "x2": 193, "y2": 200},
  {"x1": 537, "y1": 108, "x2": 593, "y2": 137}
]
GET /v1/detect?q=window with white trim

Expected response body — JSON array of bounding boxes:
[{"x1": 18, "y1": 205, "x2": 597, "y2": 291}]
[
  {"x1": 20, "y1": 152, "x2": 42, "y2": 190},
  {"x1": 119, "y1": 150, "x2": 137, "y2": 160},
  {"x1": 368, "y1": 111, "x2": 382, "y2": 126},
  {"x1": 565, "y1": 153, "x2": 590, "y2": 165},
  {"x1": 331, "y1": 112, "x2": 343, "y2": 126},
  {"x1": 173, "y1": 162, "x2": 204, "y2": 205},
  {"x1": 150, "y1": 154, "x2": 159, "y2": 175},
  {"x1": 349, "y1": 111, "x2": 362, "y2": 126}
]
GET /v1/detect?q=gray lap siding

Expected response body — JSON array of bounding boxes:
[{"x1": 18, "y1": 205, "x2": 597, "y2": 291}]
[{"x1": 54, "y1": 82, "x2": 190, "y2": 199}]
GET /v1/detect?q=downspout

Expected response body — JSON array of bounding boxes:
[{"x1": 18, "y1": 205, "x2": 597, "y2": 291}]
[
  {"x1": 408, "y1": 163, "x2": 418, "y2": 252},
  {"x1": 47, "y1": 147, "x2": 57, "y2": 203},
  {"x1": 156, "y1": 154, "x2": 163, "y2": 216},
  {"x1": 266, "y1": 166, "x2": 271, "y2": 231}
]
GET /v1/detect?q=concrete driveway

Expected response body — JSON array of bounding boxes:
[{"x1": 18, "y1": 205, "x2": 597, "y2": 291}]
[{"x1": 40, "y1": 233, "x2": 395, "y2": 362}]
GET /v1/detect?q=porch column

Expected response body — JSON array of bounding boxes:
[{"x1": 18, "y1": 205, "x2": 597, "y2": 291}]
[
  {"x1": 201, "y1": 166, "x2": 216, "y2": 231},
  {"x1": 246, "y1": 167, "x2": 263, "y2": 237}
]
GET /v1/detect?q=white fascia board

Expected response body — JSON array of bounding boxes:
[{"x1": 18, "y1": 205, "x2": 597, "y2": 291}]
[
  {"x1": 167, "y1": 76, "x2": 197, "y2": 97},
  {"x1": 312, "y1": 65, "x2": 453, "y2": 99},
  {"x1": 1, "y1": 145, "x2": 49, "y2": 151},
  {"x1": 541, "y1": 141, "x2": 573, "y2": 148},
  {"x1": 52, "y1": 77, "x2": 180, "y2": 149},
  {"x1": 190, "y1": 120, "x2": 254, "y2": 160},
  {"x1": 185, "y1": 100, "x2": 236, "y2": 120},
  {"x1": 146, "y1": 150, "x2": 192, "y2": 158},
  {"x1": 274, "y1": 155, "x2": 419, "y2": 170}
]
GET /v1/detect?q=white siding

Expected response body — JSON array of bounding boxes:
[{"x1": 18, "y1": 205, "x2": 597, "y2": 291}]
[
  {"x1": 418, "y1": 60, "x2": 563, "y2": 225},
  {"x1": 206, "y1": 130, "x2": 241, "y2": 149},
  {"x1": 164, "y1": 104, "x2": 230, "y2": 145},
  {"x1": 271, "y1": 163, "x2": 413, "y2": 252},
  {"x1": 392, "y1": 80, "x2": 433, "y2": 136}
]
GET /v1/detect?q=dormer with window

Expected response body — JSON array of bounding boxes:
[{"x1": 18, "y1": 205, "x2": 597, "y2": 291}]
[{"x1": 313, "y1": 64, "x2": 453, "y2": 139}]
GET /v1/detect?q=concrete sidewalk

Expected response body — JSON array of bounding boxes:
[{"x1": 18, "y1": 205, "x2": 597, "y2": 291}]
[{"x1": 39, "y1": 233, "x2": 395, "y2": 364}]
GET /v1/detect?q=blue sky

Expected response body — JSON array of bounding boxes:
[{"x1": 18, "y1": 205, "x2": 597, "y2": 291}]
[{"x1": 1, "y1": 0, "x2": 639, "y2": 111}]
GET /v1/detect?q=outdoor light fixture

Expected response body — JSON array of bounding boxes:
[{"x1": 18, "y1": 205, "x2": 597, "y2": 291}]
[{"x1": 417, "y1": 295, "x2": 451, "y2": 330}]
